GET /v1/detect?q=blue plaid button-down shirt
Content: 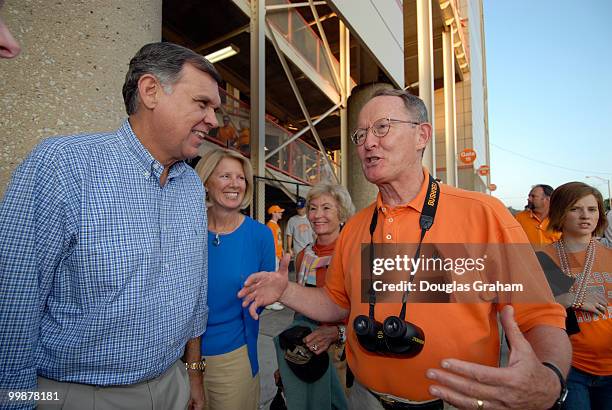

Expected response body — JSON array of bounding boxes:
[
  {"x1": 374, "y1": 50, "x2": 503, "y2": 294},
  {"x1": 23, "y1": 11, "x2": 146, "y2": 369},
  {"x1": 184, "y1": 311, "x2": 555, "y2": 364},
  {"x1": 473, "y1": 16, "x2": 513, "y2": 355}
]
[{"x1": 0, "y1": 120, "x2": 208, "y2": 401}]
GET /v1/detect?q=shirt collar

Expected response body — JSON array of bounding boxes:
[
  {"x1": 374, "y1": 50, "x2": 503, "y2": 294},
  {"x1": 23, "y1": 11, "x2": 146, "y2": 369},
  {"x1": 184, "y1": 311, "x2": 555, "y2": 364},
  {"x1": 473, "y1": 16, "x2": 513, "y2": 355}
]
[
  {"x1": 119, "y1": 119, "x2": 190, "y2": 181},
  {"x1": 375, "y1": 167, "x2": 431, "y2": 215}
]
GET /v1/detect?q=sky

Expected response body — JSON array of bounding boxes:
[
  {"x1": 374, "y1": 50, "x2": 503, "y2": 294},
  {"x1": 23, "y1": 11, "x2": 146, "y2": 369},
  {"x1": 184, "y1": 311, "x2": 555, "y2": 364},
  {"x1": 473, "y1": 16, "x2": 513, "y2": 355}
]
[{"x1": 483, "y1": 0, "x2": 612, "y2": 209}]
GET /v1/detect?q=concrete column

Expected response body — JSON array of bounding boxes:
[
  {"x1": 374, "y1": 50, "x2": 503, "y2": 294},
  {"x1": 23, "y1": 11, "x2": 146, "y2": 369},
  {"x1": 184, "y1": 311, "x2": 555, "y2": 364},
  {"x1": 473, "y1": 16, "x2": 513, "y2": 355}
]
[
  {"x1": 443, "y1": 28, "x2": 458, "y2": 187},
  {"x1": 0, "y1": 0, "x2": 161, "y2": 195},
  {"x1": 347, "y1": 83, "x2": 394, "y2": 211},
  {"x1": 250, "y1": 0, "x2": 266, "y2": 223},
  {"x1": 416, "y1": 0, "x2": 436, "y2": 177}
]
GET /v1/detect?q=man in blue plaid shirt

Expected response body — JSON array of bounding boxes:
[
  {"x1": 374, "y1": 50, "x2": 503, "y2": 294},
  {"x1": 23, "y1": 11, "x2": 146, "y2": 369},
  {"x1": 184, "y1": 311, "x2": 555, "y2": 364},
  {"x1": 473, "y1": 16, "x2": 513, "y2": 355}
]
[{"x1": 0, "y1": 42, "x2": 220, "y2": 409}]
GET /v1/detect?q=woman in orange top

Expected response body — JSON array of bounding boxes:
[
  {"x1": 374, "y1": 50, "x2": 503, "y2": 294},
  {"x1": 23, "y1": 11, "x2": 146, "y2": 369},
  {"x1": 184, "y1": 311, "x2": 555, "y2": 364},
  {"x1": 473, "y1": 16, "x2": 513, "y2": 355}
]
[
  {"x1": 295, "y1": 183, "x2": 355, "y2": 391},
  {"x1": 543, "y1": 182, "x2": 611, "y2": 410}
]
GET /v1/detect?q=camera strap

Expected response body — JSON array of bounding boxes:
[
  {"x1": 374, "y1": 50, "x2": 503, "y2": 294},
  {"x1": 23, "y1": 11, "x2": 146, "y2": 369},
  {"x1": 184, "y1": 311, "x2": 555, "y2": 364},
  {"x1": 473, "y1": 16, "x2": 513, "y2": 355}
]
[{"x1": 368, "y1": 174, "x2": 440, "y2": 321}]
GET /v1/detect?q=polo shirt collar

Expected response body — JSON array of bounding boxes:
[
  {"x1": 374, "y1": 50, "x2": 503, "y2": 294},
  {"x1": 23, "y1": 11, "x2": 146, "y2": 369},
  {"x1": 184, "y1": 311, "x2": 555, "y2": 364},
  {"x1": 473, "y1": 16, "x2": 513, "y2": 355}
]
[{"x1": 375, "y1": 167, "x2": 431, "y2": 215}]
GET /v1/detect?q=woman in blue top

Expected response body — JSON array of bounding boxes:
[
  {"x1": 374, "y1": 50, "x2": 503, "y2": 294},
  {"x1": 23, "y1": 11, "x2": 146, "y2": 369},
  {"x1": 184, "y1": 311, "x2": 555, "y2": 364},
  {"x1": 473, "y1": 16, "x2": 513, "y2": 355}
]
[{"x1": 195, "y1": 148, "x2": 275, "y2": 410}]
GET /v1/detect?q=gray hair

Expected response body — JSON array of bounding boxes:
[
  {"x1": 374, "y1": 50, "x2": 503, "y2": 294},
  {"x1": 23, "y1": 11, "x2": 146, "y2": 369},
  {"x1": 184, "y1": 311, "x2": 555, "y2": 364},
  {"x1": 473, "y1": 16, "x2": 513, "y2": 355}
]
[
  {"x1": 122, "y1": 42, "x2": 222, "y2": 115},
  {"x1": 371, "y1": 88, "x2": 429, "y2": 123},
  {"x1": 306, "y1": 183, "x2": 355, "y2": 224}
]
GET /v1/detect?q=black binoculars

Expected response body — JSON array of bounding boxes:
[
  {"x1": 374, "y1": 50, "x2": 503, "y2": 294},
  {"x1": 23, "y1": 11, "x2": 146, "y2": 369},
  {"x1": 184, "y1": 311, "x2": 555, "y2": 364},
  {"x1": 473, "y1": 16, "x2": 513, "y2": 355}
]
[{"x1": 353, "y1": 314, "x2": 425, "y2": 357}]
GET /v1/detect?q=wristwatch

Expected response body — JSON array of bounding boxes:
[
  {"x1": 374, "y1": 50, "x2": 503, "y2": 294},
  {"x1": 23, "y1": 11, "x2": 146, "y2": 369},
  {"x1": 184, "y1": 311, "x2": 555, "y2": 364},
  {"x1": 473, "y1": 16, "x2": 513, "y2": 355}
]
[
  {"x1": 184, "y1": 359, "x2": 207, "y2": 373},
  {"x1": 542, "y1": 362, "x2": 567, "y2": 409}
]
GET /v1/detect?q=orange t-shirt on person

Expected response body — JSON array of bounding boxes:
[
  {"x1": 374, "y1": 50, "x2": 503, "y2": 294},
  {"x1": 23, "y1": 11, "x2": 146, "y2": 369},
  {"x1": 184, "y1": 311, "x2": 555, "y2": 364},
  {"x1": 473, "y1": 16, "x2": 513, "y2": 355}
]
[
  {"x1": 515, "y1": 209, "x2": 561, "y2": 245},
  {"x1": 542, "y1": 241, "x2": 612, "y2": 376},
  {"x1": 323, "y1": 169, "x2": 566, "y2": 401},
  {"x1": 266, "y1": 220, "x2": 283, "y2": 259},
  {"x1": 217, "y1": 125, "x2": 237, "y2": 145},
  {"x1": 239, "y1": 128, "x2": 250, "y2": 147}
]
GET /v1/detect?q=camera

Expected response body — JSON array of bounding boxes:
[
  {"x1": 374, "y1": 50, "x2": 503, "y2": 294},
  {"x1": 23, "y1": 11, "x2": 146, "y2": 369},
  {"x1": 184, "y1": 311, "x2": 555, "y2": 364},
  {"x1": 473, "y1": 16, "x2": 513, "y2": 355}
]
[{"x1": 353, "y1": 314, "x2": 425, "y2": 357}]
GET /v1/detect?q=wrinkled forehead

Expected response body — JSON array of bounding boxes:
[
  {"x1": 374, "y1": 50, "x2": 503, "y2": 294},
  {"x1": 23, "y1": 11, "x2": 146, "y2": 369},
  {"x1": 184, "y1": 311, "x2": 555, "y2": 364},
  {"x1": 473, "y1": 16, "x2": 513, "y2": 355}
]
[{"x1": 358, "y1": 95, "x2": 410, "y2": 125}]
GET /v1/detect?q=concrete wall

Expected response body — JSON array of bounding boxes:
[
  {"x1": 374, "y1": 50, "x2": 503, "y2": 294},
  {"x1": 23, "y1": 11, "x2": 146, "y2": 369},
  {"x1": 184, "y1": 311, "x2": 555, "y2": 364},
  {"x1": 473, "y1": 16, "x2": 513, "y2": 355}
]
[{"x1": 0, "y1": 0, "x2": 162, "y2": 195}]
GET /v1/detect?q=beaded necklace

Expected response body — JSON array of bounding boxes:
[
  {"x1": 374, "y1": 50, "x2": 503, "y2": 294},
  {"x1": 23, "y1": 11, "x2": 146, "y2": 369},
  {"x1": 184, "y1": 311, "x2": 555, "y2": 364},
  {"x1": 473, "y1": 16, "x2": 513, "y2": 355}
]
[{"x1": 554, "y1": 238, "x2": 596, "y2": 309}]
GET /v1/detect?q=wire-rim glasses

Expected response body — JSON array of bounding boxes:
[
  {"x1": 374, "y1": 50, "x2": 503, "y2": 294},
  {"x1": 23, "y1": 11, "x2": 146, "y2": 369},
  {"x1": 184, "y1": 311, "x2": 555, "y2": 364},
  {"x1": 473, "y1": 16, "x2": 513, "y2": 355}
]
[{"x1": 351, "y1": 117, "x2": 420, "y2": 146}]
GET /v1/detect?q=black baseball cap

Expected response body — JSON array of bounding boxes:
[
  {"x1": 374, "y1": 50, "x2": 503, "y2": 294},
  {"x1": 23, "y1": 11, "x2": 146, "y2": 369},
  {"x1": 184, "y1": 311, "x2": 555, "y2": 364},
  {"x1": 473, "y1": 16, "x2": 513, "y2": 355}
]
[{"x1": 278, "y1": 325, "x2": 329, "y2": 383}]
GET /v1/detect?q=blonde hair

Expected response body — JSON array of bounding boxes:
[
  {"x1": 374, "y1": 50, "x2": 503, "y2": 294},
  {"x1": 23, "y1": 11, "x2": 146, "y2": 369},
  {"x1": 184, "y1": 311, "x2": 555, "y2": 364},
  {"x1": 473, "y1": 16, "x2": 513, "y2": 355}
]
[
  {"x1": 306, "y1": 183, "x2": 355, "y2": 223},
  {"x1": 195, "y1": 148, "x2": 254, "y2": 210}
]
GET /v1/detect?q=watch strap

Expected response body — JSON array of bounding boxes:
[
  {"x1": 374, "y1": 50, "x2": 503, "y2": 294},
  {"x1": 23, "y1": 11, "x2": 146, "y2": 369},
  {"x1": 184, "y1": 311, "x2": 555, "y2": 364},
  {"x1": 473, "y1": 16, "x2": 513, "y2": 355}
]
[
  {"x1": 542, "y1": 362, "x2": 567, "y2": 409},
  {"x1": 184, "y1": 359, "x2": 207, "y2": 372}
]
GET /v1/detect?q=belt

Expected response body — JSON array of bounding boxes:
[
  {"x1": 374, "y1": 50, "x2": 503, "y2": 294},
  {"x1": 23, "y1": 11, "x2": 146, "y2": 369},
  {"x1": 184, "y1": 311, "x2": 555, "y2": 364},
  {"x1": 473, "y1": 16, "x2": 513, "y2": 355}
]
[{"x1": 368, "y1": 390, "x2": 444, "y2": 410}]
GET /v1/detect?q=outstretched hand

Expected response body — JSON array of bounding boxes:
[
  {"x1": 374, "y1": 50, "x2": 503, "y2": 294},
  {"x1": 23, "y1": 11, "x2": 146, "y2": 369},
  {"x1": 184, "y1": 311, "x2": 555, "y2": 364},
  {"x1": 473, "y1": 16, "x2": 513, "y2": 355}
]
[
  {"x1": 238, "y1": 254, "x2": 291, "y2": 319},
  {"x1": 426, "y1": 305, "x2": 561, "y2": 409}
]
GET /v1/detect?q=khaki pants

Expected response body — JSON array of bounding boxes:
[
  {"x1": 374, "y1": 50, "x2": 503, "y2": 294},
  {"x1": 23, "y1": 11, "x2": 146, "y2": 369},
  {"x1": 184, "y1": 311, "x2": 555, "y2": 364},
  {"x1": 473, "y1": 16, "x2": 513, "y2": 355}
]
[
  {"x1": 347, "y1": 379, "x2": 456, "y2": 410},
  {"x1": 38, "y1": 360, "x2": 190, "y2": 410},
  {"x1": 203, "y1": 345, "x2": 260, "y2": 410},
  {"x1": 330, "y1": 343, "x2": 348, "y2": 396}
]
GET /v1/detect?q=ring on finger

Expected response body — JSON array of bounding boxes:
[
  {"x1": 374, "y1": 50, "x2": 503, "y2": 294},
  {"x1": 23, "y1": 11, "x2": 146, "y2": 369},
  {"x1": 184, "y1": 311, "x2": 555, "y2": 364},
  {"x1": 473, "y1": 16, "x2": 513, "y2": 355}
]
[{"x1": 475, "y1": 399, "x2": 484, "y2": 410}]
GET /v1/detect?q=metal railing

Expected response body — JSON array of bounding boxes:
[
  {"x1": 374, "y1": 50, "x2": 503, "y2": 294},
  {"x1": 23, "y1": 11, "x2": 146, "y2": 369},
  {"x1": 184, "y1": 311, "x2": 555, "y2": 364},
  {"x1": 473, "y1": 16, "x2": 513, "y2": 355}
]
[{"x1": 208, "y1": 88, "x2": 339, "y2": 185}]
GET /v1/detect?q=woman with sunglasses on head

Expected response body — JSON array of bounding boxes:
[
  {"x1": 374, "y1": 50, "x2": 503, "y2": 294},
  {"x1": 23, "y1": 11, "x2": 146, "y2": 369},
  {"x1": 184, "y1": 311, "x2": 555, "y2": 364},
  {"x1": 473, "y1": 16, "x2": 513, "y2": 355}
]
[
  {"x1": 296, "y1": 184, "x2": 355, "y2": 388},
  {"x1": 274, "y1": 183, "x2": 355, "y2": 409},
  {"x1": 541, "y1": 182, "x2": 611, "y2": 410},
  {"x1": 195, "y1": 148, "x2": 275, "y2": 410}
]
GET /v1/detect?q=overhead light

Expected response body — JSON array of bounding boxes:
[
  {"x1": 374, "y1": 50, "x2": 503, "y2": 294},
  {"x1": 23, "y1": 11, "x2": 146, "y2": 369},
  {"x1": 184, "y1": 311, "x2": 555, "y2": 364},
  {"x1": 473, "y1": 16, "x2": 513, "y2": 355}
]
[
  {"x1": 456, "y1": 52, "x2": 465, "y2": 59},
  {"x1": 440, "y1": 0, "x2": 451, "y2": 9},
  {"x1": 445, "y1": 17, "x2": 455, "y2": 26},
  {"x1": 205, "y1": 44, "x2": 240, "y2": 63},
  {"x1": 459, "y1": 62, "x2": 468, "y2": 69},
  {"x1": 453, "y1": 40, "x2": 462, "y2": 48}
]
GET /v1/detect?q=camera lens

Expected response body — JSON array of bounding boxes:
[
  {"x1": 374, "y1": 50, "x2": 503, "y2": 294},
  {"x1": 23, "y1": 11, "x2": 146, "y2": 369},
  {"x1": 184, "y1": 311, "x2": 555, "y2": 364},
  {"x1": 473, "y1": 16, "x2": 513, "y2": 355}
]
[
  {"x1": 353, "y1": 315, "x2": 373, "y2": 336},
  {"x1": 383, "y1": 316, "x2": 425, "y2": 357},
  {"x1": 383, "y1": 316, "x2": 405, "y2": 338}
]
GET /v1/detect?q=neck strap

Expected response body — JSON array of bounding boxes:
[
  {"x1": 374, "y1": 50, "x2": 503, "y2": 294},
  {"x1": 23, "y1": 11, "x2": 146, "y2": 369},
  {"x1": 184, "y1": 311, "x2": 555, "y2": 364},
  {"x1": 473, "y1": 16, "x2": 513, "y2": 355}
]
[{"x1": 368, "y1": 175, "x2": 440, "y2": 321}]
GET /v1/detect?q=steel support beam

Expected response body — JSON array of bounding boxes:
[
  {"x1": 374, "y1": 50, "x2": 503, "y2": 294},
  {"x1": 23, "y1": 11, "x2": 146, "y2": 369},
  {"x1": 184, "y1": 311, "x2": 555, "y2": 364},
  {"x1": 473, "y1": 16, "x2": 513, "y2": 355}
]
[
  {"x1": 308, "y1": 0, "x2": 342, "y2": 94},
  {"x1": 265, "y1": 102, "x2": 341, "y2": 160},
  {"x1": 265, "y1": 19, "x2": 340, "y2": 184},
  {"x1": 193, "y1": 24, "x2": 249, "y2": 54},
  {"x1": 339, "y1": 20, "x2": 350, "y2": 187},
  {"x1": 266, "y1": 1, "x2": 326, "y2": 11},
  {"x1": 443, "y1": 28, "x2": 457, "y2": 187},
  {"x1": 250, "y1": 0, "x2": 266, "y2": 222},
  {"x1": 417, "y1": 0, "x2": 436, "y2": 176}
]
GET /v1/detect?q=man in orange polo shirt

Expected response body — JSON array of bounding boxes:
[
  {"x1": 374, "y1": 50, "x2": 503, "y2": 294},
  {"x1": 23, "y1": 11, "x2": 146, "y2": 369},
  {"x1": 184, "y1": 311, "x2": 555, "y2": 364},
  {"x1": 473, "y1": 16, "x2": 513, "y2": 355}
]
[
  {"x1": 515, "y1": 185, "x2": 561, "y2": 245},
  {"x1": 240, "y1": 90, "x2": 571, "y2": 410}
]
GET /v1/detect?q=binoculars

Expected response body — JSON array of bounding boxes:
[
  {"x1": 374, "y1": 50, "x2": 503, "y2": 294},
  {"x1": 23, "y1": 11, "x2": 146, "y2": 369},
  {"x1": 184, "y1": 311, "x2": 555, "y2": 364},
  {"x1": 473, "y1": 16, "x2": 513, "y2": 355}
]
[{"x1": 353, "y1": 314, "x2": 425, "y2": 357}]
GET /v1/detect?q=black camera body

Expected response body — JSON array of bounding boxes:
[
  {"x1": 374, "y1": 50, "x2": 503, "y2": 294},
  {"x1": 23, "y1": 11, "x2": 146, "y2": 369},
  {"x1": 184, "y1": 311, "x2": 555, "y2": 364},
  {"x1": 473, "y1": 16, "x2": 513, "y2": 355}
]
[{"x1": 353, "y1": 314, "x2": 425, "y2": 357}]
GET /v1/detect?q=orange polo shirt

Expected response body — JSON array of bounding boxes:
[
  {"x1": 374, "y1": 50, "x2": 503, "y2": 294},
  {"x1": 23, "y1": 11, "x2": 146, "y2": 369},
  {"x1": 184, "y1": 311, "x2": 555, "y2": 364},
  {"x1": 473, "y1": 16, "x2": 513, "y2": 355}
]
[
  {"x1": 266, "y1": 220, "x2": 283, "y2": 258},
  {"x1": 515, "y1": 210, "x2": 561, "y2": 245},
  {"x1": 217, "y1": 125, "x2": 237, "y2": 144},
  {"x1": 542, "y1": 241, "x2": 611, "y2": 376},
  {"x1": 324, "y1": 169, "x2": 566, "y2": 401}
]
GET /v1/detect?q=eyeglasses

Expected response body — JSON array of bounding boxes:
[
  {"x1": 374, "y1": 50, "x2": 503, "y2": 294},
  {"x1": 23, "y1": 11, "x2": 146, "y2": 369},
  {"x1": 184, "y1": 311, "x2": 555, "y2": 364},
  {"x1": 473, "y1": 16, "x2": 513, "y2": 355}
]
[{"x1": 351, "y1": 117, "x2": 420, "y2": 146}]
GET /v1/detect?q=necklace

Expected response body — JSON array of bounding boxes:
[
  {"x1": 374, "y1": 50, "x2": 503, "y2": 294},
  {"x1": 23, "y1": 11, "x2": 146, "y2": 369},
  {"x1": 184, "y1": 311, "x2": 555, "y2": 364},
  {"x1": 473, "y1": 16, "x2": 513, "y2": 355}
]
[
  {"x1": 210, "y1": 214, "x2": 243, "y2": 247},
  {"x1": 554, "y1": 238, "x2": 596, "y2": 309}
]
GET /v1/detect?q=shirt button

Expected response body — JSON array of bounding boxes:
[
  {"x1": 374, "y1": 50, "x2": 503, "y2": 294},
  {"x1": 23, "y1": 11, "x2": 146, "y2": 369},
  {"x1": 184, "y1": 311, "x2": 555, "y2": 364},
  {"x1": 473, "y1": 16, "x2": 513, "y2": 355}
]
[
  {"x1": 388, "y1": 218, "x2": 394, "y2": 223},
  {"x1": 381, "y1": 207, "x2": 386, "y2": 212},
  {"x1": 386, "y1": 234, "x2": 392, "y2": 240}
]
